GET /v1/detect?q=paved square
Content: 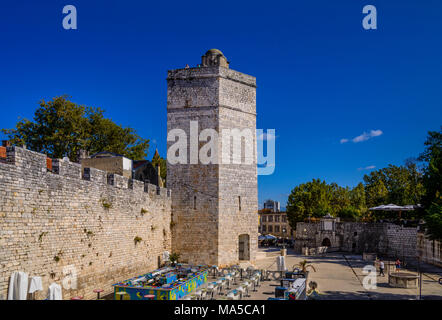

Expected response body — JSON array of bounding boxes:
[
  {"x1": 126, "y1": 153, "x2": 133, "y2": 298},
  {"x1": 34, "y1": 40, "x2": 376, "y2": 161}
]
[{"x1": 246, "y1": 248, "x2": 442, "y2": 300}]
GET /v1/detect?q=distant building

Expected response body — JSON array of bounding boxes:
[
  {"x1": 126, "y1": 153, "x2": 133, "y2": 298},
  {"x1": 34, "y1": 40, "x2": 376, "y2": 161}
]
[
  {"x1": 258, "y1": 210, "x2": 294, "y2": 238},
  {"x1": 263, "y1": 199, "x2": 280, "y2": 212},
  {"x1": 80, "y1": 151, "x2": 133, "y2": 179},
  {"x1": 80, "y1": 150, "x2": 164, "y2": 187},
  {"x1": 133, "y1": 159, "x2": 163, "y2": 187}
]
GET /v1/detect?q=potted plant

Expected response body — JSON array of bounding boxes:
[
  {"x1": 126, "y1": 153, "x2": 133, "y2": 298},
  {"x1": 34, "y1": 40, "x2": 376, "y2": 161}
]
[
  {"x1": 297, "y1": 259, "x2": 316, "y2": 280},
  {"x1": 169, "y1": 252, "x2": 180, "y2": 267}
]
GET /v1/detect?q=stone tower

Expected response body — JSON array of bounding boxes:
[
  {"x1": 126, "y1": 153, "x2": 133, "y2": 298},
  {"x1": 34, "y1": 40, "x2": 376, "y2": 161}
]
[{"x1": 167, "y1": 49, "x2": 258, "y2": 266}]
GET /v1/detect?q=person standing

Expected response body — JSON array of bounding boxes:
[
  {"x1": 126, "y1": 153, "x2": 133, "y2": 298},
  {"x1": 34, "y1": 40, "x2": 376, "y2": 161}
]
[
  {"x1": 395, "y1": 259, "x2": 401, "y2": 272},
  {"x1": 379, "y1": 259, "x2": 385, "y2": 277}
]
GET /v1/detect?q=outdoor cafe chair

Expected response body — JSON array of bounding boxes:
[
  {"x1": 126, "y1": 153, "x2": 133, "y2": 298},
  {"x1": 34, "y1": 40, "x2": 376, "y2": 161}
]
[
  {"x1": 244, "y1": 280, "x2": 254, "y2": 295},
  {"x1": 194, "y1": 290, "x2": 203, "y2": 300},
  {"x1": 225, "y1": 274, "x2": 232, "y2": 289},
  {"x1": 226, "y1": 289, "x2": 240, "y2": 300},
  {"x1": 236, "y1": 286, "x2": 246, "y2": 299},
  {"x1": 206, "y1": 282, "x2": 218, "y2": 299},
  {"x1": 240, "y1": 268, "x2": 247, "y2": 280},
  {"x1": 202, "y1": 288, "x2": 209, "y2": 300}
]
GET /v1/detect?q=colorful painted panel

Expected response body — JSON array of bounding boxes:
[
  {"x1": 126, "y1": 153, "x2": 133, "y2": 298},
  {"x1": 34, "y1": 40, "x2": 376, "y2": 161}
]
[{"x1": 113, "y1": 266, "x2": 209, "y2": 300}]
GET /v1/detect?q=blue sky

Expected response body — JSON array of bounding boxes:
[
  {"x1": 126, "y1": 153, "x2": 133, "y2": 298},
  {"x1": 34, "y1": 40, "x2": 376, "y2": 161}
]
[{"x1": 0, "y1": 0, "x2": 441, "y2": 209}]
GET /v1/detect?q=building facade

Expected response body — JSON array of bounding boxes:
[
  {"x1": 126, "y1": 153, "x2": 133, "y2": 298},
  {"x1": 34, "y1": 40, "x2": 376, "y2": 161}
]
[
  {"x1": 259, "y1": 211, "x2": 294, "y2": 238},
  {"x1": 80, "y1": 151, "x2": 133, "y2": 179},
  {"x1": 167, "y1": 49, "x2": 258, "y2": 266}
]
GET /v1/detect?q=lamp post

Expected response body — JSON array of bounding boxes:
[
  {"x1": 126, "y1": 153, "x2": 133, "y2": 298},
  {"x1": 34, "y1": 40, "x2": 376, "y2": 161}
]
[{"x1": 417, "y1": 255, "x2": 422, "y2": 300}]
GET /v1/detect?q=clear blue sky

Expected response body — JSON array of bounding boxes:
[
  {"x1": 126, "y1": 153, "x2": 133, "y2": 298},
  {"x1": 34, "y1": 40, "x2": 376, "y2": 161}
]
[{"x1": 1, "y1": 1, "x2": 441, "y2": 209}]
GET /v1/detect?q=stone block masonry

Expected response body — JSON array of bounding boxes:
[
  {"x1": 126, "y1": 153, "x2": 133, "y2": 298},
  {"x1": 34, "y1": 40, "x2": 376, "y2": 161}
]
[
  {"x1": 167, "y1": 50, "x2": 258, "y2": 267},
  {"x1": 294, "y1": 220, "x2": 418, "y2": 260},
  {"x1": 0, "y1": 146, "x2": 172, "y2": 300}
]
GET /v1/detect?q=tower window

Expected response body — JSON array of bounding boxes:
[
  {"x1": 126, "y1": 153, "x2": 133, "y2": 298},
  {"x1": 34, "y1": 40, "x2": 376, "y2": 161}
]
[
  {"x1": 238, "y1": 196, "x2": 241, "y2": 211},
  {"x1": 193, "y1": 196, "x2": 196, "y2": 210}
]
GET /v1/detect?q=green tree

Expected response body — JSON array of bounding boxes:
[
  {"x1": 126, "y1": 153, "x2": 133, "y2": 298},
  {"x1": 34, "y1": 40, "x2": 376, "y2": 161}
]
[
  {"x1": 349, "y1": 183, "x2": 366, "y2": 213},
  {"x1": 363, "y1": 164, "x2": 424, "y2": 209},
  {"x1": 419, "y1": 128, "x2": 442, "y2": 239},
  {"x1": 286, "y1": 179, "x2": 336, "y2": 229},
  {"x1": 329, "y1": 183, "x2": 351, "y2": 216},
  {"x1": 1, "y1": 95, "x2": 149, "y2": 161},
  {"x1": 337, "y1": 206, "x2": 360, "y2": 221},
  {"x1": 151, "y1": 149, "x2": 167, "y2": 181},
  {"x1": 419, "y1": 128, "x2": 442, "y2": 208},
  {"x1": 424, "y1": 203, "x2": 442, "y2": 240}
]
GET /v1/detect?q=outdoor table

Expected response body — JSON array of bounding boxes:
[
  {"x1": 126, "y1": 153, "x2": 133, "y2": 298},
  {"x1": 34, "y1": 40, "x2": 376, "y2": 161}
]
[
  {"x1": 71, "y1": 296, "x2": 83, "y2": 300},
  {"x1": 93, "y1": 289, "x2": 104, "y2": 300}
]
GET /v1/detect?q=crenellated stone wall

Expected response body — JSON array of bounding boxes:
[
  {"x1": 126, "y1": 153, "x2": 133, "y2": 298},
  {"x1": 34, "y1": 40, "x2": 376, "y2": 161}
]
[{"x1": 0, "y1": 147, "x2": 172, "y2": 300}]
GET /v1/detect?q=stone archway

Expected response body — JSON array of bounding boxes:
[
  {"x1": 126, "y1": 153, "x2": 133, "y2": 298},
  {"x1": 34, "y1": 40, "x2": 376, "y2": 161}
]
[
  {"x1": 238, "y1": 234, "x2": 250, "y2": 261},
  {"x1": 322, "y1": 238, "x2": 331, "y2": 247}
]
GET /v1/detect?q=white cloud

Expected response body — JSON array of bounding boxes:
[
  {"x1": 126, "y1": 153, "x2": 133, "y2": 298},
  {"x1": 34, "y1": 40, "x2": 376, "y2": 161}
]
[
  {"x1": 352, "y1": 129, "x2": 383, "y2": 143},
  {"x1": 370, "y1": 129, "x2": 383, "y2": 137},
  {"x1": 358, "y1": 165, "x2": 376, "y2": 171},
  {"x1": 340, "y1": 129, "x2": 383, "y2": 144}
]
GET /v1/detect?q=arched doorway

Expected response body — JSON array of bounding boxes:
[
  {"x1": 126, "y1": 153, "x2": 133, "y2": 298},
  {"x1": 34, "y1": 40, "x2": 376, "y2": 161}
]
[
  {"x1": 322, "y1": 238, "x2": 331, "y2": 247},
  {"x1": 238, "y1": 234, "x2": 250, "y2": 260}
]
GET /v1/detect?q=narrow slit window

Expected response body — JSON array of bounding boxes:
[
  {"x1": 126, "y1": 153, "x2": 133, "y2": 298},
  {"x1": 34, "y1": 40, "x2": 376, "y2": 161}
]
[
  {"x1": 193, "y1": 196, "x2": 196, "y2": 210},
  {"x1": 238, "y1": 196, "x2": 241, "y2": 211}
]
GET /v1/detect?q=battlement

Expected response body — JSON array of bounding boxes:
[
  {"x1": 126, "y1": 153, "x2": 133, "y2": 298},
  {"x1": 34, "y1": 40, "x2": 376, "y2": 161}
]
[
  {"x1": 1, "y1": 146, "x2": 171, "y2": 199},
  {"x1": 0, "y1": 146, "x2": 172, "y2": 300},
  {"x1": 167, "y1": 66, "x2": 256, "y2": 88}
]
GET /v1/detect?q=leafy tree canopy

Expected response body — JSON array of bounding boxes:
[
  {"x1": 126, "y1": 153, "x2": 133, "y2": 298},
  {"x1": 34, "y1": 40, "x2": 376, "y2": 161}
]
[
  {"x1": 1, "y1": 95, "x2": 149, "y2": 162},
  {"x1": 363, "y1": 162, "x2": 425, "y2": 208},
  {"x1": 418, "y1": 128, "x2": 442, "y2": 209},
  {"x1": 419, "y1": 128, "x2": 442, "y2": 239},
  {"x1": 286, "y1": 179, "x2": 368, "y2": 230}
]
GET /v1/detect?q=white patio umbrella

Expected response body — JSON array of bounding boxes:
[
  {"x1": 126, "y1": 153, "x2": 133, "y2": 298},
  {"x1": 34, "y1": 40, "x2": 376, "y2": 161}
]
[
  {"x1": 369, "y1": 203, "x2": 419, "y2": 219},
  {"x1": 369, "y1": 204, "x2": 403, "y2": 211}
]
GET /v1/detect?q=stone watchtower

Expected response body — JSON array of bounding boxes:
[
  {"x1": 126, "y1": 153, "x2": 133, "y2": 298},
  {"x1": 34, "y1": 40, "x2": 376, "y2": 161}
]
[{"x1": 167, "y1": 49, "x2": 258, "y2": 266}]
